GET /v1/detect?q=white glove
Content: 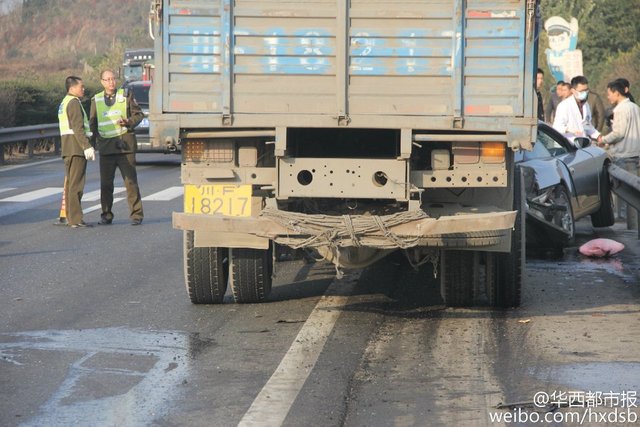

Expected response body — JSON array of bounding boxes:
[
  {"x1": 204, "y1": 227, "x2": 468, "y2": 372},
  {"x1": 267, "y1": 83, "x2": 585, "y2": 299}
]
[{"x1": 84, "y1": 147, "x2": 96, "y2": 161}]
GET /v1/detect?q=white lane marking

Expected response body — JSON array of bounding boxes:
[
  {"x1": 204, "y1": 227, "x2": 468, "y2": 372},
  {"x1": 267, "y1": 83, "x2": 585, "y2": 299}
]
[
  {"x1": 83, "y1": 198, "x2": 124, "y2": 214},
  {"x1": 238, "y1": 271, "x2": 361, "y2": 427},
  {"x1": 142, "y1": 186, "x2": 183, "y2": 201},
  {"x1": 0, "y1": 157, "x2": 61, "y2": 172},
  {"x1": 0, "y1": 187, "x2": 62, "y2": 202},
  {"x1": 1, "y1": 328, "x2": 189, "y2": 426},
  {"x1": 0, "y1": 187, "x2": 17, "y2": 194},
  {"x1": 83, "y1": 187, "x2": 126, "y2": 202}
]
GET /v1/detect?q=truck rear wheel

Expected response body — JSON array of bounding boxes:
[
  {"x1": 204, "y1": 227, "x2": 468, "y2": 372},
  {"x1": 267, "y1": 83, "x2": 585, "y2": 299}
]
[
  {"x1": 229, "y1": 246, "x2": 273, "y2": 303},
  {"x1": 487, "y1": 168, "x2": 524, "y2": 308},
  {"x1": 183, "y1": 231, "x2": 228, "y2": 304},
  {"x1": 440, "y1": 250, "x2": 475, "y2": 307}
]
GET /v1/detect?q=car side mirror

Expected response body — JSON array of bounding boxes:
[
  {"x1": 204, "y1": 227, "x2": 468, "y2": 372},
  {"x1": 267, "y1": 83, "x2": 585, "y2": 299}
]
[{"x1": 574, "y1": 137, "x2": 591, "y2": 148}]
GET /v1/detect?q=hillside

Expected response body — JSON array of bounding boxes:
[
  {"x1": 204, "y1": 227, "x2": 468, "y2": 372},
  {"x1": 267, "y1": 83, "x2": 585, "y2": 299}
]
[{"x1": 0, "y1": 0, "x2": 151, "y2": 81}]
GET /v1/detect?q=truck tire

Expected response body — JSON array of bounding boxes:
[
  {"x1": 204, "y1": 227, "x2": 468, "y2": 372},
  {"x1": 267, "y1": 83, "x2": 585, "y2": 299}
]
[
  {"x1": 229, "y1": 246, "x2": 273, "y2": 303},
  {"x1": 440, "y1": 250, "x2": 475, "y2": 307},
  {"x1": 487, "y1": 168, "x2": 524, "y2": 308},
  {"x1": 591, "y1": 165, "x2": 615, "y2": 227},
  {"x1": 183, "y1": 231, "x2": 228, "y2": 304}
]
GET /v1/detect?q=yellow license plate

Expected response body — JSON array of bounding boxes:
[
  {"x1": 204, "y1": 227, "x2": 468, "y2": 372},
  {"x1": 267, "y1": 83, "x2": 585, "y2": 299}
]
[{"x1": 184, "y1": 184, "x2": 252, "y2": 217}]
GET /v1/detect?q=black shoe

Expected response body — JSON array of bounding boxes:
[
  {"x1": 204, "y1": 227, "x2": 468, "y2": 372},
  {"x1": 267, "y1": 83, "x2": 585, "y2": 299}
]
[
  {"x1": 70, "y1": 222, "x2": 93, "y2": 228},
  {"x1": 53, "y1": 218, "x2": 68, "y2": 226},
  {"x1": 131, "y1": 219, "x2": 143, "y2": 226},
  {"x1": 98, "y1": 218, "x2": 113, "y2": 225}
]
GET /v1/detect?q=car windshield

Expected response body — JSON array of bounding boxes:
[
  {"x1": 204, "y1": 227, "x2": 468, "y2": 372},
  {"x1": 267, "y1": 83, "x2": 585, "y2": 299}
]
[
  {"x1": 123, "y1": 65, "x2": 143, "y2": 82},
  {"x1": 130, "y1": 84, "x2": 150, "y2": 106},
  {"x1": 537, "y1": 128, "x2": 569, "y2": 157}
]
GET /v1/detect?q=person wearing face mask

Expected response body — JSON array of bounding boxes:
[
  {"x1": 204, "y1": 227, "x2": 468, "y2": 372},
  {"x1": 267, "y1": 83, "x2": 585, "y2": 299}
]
[{"x1": 552, "y1": 75, "x2": 602, "y2": 145}]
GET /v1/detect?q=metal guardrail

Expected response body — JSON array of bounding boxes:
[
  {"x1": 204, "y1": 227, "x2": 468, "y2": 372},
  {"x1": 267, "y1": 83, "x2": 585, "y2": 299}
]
[
  {"x1": 609, "y1": 163, "x2": 640, "y2": 238},
  {"x1": 0, "y1": 123, "x2": 60, "y2": 164},
  {"x1": 609, "y1": 164, "x2": 640, "y2": 211}
]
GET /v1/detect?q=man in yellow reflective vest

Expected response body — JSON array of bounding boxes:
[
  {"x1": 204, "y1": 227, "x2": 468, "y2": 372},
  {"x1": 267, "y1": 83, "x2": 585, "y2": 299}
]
[
  {"x1": 89, "y1": 69, "x2": 144, "y2": 225},
  {"x1": 58, "y1": 76, "x2": 95, "y2": 228}
]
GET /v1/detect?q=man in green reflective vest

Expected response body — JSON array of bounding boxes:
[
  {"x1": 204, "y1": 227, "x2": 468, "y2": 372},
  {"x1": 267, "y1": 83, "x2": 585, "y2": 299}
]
[
  {"x1": 89, "y1": 69, "x2": 144, "y2": 225},
  {"x1": 58, "y1": 76, "x2": 95, "y2": 228}
]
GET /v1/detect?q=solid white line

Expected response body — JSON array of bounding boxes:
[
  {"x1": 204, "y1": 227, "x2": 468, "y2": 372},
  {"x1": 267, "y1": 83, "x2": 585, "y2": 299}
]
[
  {"x1": 0, "y1": 187, "x2": 62, "y2": 202},
  {"x1": 0, "y1": 188, "x2": 17, "y2": 194},
  {"x1": 142, "y1": 186, "x2": 183, "y2": 201},
  {"x1": 83, "y1": 197, "x2": 124, "y2": 214},
  {"x1": 0, "y1": 157, "x2": 61, "y2": 172},
  {"x1": 238, "y1": 271, "x2": 361, "y2": 427}
]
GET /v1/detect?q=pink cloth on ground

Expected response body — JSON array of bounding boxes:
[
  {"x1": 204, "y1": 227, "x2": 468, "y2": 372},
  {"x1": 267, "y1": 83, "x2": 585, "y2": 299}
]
[{"x1": 578, "y1": 238, "x2": 625, "y2": 257}]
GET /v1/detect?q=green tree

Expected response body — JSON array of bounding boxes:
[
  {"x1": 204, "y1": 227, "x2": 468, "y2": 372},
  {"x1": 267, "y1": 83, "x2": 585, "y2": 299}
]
[{"x1": 539, "y1": 0, "x2": 639, "y2": 95}]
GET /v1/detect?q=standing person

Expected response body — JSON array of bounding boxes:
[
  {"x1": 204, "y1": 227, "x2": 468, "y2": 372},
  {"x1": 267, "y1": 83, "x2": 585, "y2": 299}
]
[
  {"x1": 57, "y1": 76, "x2": 95, "y2": 228},
  {"x1": 89, "y1": 70, "x2": 144, "y2": 225},
  {"x1": 598, "y1": 80, "x2": 640, "y2": 228},
  {"x1": 606, "y1": 78, "x2": 636, "y2": 131},
  {"x1": 545, "y1": 80, "x2": 567, "y2": 123},
  {"x1": 552, "y1": 75, "x2": 602, "y2": 144},
  {"x1": 536, "y1": 68, "x2": 545, "y2": 121}
]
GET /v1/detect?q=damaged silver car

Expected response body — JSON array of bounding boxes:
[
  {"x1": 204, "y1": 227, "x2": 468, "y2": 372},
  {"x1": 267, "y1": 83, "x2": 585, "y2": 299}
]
[{"x1": 516, "y1": 122, "x2": 614, "y2": 248}]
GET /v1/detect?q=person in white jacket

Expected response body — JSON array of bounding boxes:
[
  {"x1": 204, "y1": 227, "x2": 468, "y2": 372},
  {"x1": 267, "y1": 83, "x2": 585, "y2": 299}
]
[{"x1": 552, "y1": 75, "x2": 602, "y2": 145}]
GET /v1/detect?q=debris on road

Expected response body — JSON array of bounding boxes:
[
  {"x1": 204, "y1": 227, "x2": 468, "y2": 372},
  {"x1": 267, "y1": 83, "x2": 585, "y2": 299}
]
[{"x1": 578, "y1": 238, "x2": 625, "y2": 257}]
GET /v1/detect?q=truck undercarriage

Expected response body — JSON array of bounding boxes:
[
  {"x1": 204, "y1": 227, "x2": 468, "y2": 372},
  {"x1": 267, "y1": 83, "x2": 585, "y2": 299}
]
[{"x1": 172, "y1": 126, "x2": 525, "y2": 308}]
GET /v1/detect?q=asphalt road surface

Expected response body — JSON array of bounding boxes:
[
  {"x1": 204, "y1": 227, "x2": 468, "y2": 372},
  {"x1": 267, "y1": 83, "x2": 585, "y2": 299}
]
[{"x1": 1, "y1": 155, "x2": 639, "y2": 426}]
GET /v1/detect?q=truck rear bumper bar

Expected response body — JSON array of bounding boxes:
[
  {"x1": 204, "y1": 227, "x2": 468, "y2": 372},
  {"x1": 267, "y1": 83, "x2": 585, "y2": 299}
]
[{"x1": 173, "y1": 206, "x2": 517, "y2": 251}]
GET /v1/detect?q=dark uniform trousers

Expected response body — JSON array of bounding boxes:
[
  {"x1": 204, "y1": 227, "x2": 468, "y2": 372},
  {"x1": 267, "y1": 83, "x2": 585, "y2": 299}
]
[
  {"x1": 99, "y1": 152, "x2": 143, "y2": 221},
  {"x1": 64, "y1": 155, "x2": 88, "y2": 225}
]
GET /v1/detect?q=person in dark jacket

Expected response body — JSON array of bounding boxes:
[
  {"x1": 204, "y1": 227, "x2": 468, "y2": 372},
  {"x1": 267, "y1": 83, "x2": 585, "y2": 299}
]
[
  {"x1": 89, "y1": 70, "x2": 144, "y2": 225},
  {"x1": 536, "y1": 68, "x2": 545, "y2": 121},
  {"x1": 57, "y1": 76, "x2": 95, "y2": 228},
  {"x1": 589, "y1": 90, "x2": 606, "y2": 133},
  {"x1": 545, "y1": 80, "x2": 570, "y2": 123}
]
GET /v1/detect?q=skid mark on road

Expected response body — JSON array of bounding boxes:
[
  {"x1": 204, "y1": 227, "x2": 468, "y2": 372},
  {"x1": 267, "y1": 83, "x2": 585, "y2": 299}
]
[
  {"x1": 347, "y1": 312, "x2": 503, "y2": 426},
  {"x1": 238, "y1": 271, "x2": 361, "y2": 427}
]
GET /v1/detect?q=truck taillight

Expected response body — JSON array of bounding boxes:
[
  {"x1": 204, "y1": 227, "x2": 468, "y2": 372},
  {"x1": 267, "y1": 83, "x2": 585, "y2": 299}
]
[
  {"x1": 452, "y1": 141, "x2": 505, "y2": 165},
  {"x1": 481, "y1": 142, "x2": 505, "y2": 164},
  {"x1": 184, "y1": 140, "x2": 205, "y2": 161},
  {"x1": 183, "y1": 140, "x2": 234, "y2": 163}
]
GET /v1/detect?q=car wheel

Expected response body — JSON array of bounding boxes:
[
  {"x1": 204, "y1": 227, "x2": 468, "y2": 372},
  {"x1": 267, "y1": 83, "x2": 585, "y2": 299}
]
[
  {"x1": 591, "y1": 165, "x2": 615, "y2": 227},
  {"x1": 551, "y1": 186, "x2": 575, "y2": 245}
]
